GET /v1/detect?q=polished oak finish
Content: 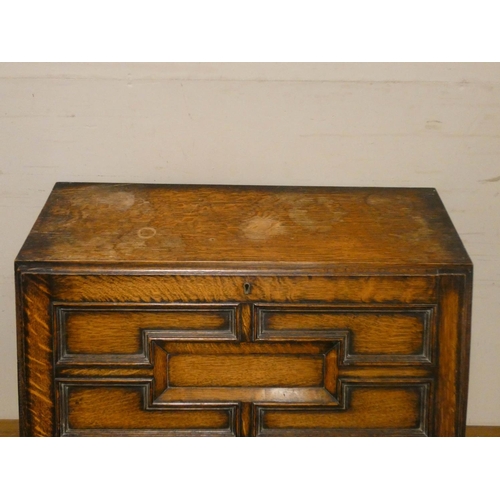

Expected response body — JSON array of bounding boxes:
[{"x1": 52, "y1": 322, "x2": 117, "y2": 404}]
[{"x1": 16, "y1": 183, "x2": 473, "y2": 436}]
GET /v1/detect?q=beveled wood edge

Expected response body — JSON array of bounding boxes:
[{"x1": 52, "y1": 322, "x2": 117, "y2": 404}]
[
  {"x1": 1, "y1": 420, "x2": 498, "y2": 437},
  {"x1": 15, "y1": 261, "x2": 473, "y2": 276}
]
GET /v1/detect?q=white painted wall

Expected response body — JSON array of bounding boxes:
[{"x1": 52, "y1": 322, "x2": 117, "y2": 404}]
[{"x1": 1, "y1": 63, "x2": 499, "y2": 424}]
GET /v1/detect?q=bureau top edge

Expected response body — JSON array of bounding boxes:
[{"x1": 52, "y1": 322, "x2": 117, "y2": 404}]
[{"x1": 14, "y1": 260, "x2": 473, "y2": 277}]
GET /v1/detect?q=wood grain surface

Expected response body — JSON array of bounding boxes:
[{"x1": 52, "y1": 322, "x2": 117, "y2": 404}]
[
  {"x1": 15, "y1": 184, "x2": 473, "y2": 436},
  {"x1": 16, "y1": 184, "x2": 471, "y2": 268}
]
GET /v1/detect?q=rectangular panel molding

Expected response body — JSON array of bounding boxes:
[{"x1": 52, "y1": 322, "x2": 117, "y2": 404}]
[
  {"x1": 256, "y1": 305, "x2": 436, "y2": 364},
  {"x1": 55, "y1": 304, "x2": 238, "y2": 365}
]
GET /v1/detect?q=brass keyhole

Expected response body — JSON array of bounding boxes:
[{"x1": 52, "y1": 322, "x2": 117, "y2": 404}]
[{"x1": 244, "y1": 282, "x2": 252, "y2": 295}]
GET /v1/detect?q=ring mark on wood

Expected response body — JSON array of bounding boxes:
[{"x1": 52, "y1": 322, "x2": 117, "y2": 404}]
[{"x1": 138, "y1": 227, "x2": 157, "y2": 239}]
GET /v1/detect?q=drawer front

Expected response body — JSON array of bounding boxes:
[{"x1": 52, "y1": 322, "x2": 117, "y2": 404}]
[
  {"x1": 56, "y1": 380, "x2": 431, "y2": 437},
  {"x1": 256, "y1": 383, "x2": 431, "y2": 436},
  {"x1": 51, "y1": 274, "x2": 437, "y2": 304},
  {"x1": 20, "y1": 271, "x2": 469, "y2": 437},
  {"x1": 56, "y1": 302, "x2": 434, "y2": 366},
  {"x1": 256, "y1": 305, "x2": 435, "y2": 364},
  {"x1": 56, "y1": 304, "x2": 238, "y2": 365},
  {"x1": 58, "y1": 381, "x2": 236, "y2": 436}
]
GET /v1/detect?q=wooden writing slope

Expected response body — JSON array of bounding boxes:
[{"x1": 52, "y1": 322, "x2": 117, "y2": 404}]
[{"x1": 16, "y1": 183, "x2": 472, "y2": 436}]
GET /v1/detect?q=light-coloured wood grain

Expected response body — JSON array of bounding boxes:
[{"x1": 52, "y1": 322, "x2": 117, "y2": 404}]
[
  {"x1": 62, "y1": 307, "x2": 232, "y2": 356},
  {"x1": 168, "y1": 354, "x2": 323, "y2": 387},
  {"x1": 261, "y1": 387, "x2": 423, "y2": 432},
  {"x1": 21, "y1": 275, "x2": 54, "y2": 436},
  {"x1": 157, "y1": 387, "x2": 335, "y2": 404},
  {"x1": 65, "y1": 386, "x2": 231, "y2": 435},
  {"x1": 263, "y1": 309, "x2": 426, "y2": 356},
  {"x1": 51, "y1": 275, "x2": 437, "y2": 304}
]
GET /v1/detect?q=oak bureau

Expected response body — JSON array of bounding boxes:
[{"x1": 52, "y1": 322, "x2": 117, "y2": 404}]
[{"x1": 16, "y1": 183, "x2": 473, "y2": 436}]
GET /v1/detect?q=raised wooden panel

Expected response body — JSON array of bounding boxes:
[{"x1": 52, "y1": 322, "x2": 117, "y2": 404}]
[
  {"x1": 55, "y1": 304, "x2": 237, "y2": 365},
  {"x1": 154, "y1": 340, "x2": 338, "y2": 405},
  {"x1": 58, "y1": 381, "x2": 236, "y2": 436},
  {"x1": 50, "y1": 300, "x2": 437, "y2": 436},
  {"x1": 257, "y1": 305, "x2": 435, "y2": 363},
  {"x1": 257, "y1": 383, "x2": 430, "y2": 436},
  {"x1": 169, "y1": 355, "x2": 323, "y2": 387}
]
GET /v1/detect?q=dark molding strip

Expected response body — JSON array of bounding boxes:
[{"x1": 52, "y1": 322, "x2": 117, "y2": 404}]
[{"x1": 1, "y1": 420, "x2": 499, "y2": 437}]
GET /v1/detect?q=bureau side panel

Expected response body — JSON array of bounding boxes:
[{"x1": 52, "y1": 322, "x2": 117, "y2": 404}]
[
  {"x1": 16, "y1": 273, "x2": 55, "y2": 436},
  {"x1": 434, "y1": 272, "x2": 472, "y2": 436}
]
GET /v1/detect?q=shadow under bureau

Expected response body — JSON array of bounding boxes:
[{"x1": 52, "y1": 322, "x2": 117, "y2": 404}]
[{"x1": 15, "y1": 183, "x2": 473, "y2": 436}]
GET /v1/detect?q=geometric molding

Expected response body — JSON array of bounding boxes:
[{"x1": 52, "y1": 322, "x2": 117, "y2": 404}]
[
  {"x1": 253, "y1": 381, "x2": 432, "y2": 437},
  {"x1": 57, "y1": 379, "x2": 238, "y2": 436},
  {"x1": 256, "y1": 304, "x2": 436, "y2": 364},
  {"x1": 54, "y1": 303, "x2": 238, "y2": 366},
  {"x1": 51, "y1": 301, "x2": 436, "y2": 436},
  {"x1": 152, "y1": 340, "x2": 339, "y2": 405},
  {"x1": 57, "y1": 378, "x2": 432, "y2": 437}
]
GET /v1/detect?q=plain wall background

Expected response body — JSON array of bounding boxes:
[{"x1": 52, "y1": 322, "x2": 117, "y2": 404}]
[{"x1": 1, "y1": 62, "x2": 499, "y2": 424}]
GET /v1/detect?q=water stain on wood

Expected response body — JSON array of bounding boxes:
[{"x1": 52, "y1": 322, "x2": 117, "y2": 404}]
[
  {"x1": 241, "y1": 215, "x2": 286, "y2": 241},
  {"x1": 98, "y1": 191, "x2": 136, "y2": 210},
  {"x1": 16, "y1": 184, "x2": 470, "y2": 265}
]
